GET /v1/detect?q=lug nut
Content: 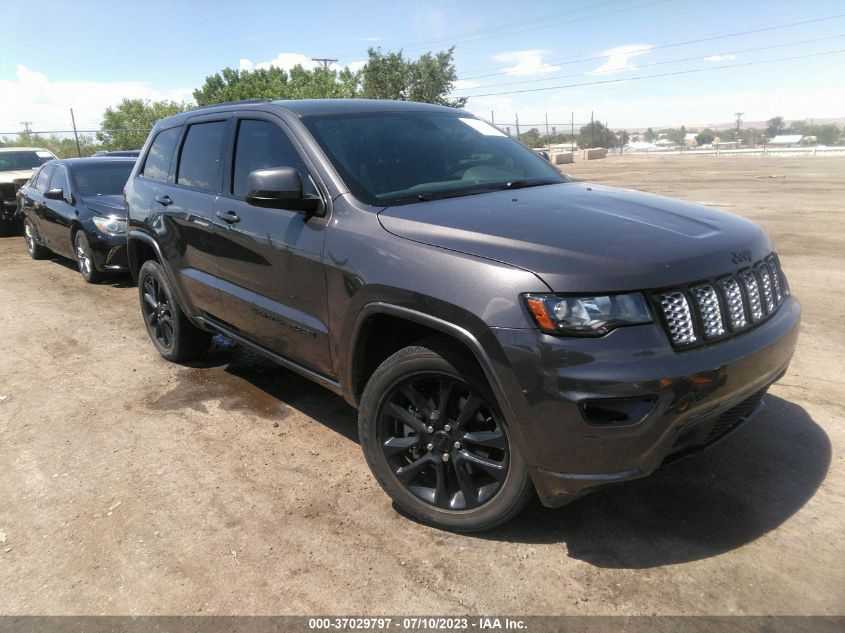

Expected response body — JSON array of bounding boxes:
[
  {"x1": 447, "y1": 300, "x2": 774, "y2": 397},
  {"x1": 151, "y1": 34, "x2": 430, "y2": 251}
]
[
  {"x1": 453, "y1": 441, "x2": 461, "y2": 449},
  {"x1": 444, "y1": 424, "x2": 451, "y2": 432},
  {"x1": 441, "y1": 453, "x2": 450, "y2": 462},
  {"x1": 426, "y1": 443, "x2": 434, "y2": 452},
  {"x1": 426, "y1": 425, "x2": 434, "y2": 434}
]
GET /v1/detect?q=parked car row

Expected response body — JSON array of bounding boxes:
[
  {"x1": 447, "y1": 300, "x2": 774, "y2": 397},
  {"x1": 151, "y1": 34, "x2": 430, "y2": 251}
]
[
  {"x1": 7, "y1": 99, "x2": 800, "y2": 531},
  {"x1": 17, "y1": 157, "x2": 136, "y2": 282}
]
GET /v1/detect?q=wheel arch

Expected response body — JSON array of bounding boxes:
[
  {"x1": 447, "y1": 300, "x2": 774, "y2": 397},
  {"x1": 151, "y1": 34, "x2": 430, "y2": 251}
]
[
  {"x1": 347, "y1": 303, "x2": 519, "y2": 431},
  {"x1": 127, "y1": 229, "x2": 165, "y2": 284}
]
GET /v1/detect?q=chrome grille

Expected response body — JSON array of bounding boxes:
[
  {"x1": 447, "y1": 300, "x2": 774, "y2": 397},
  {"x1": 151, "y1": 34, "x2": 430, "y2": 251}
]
[
  {"x1": 756, "y1": 263, "x2": 775, "y2": 313},
  {"x1": 719, "y1": 276, "x2": 748, "y2": 329},
  {"x1": 658, "y1": 292, "x2": 697, "y2": 346},
  {"x1": 655, "y1": 253, "x2": 788, "y2": 349},
  {"x1": 690, "y1": 284, "x2": 725, "y2": 339},
  {"x1": 740, "y1": 270, "x2": 764, "y2": 322},
  {"x1": 767, "y1": 255, "x2": 783, "y2": 301}
]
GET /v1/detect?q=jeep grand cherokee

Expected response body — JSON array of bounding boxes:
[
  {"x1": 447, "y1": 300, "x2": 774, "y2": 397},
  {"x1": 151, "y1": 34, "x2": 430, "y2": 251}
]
[{"x1": 124, "y1": 99, "x2": 799, "y2": 531}]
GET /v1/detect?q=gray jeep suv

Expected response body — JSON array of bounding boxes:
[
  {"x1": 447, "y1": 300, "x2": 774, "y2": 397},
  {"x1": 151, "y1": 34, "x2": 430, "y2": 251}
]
[{"x1": 124, "y1": 99, "x2": 800, "y2": 531}]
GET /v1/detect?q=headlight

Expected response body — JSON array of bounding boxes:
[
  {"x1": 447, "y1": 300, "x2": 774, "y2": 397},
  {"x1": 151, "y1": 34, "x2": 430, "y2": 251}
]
[
  {"x1": 523, "y1": 293, "x2": 653, "y2": 336},
  {"x1": 92, "y1": 215, "x2": 126, "y2": 235}
]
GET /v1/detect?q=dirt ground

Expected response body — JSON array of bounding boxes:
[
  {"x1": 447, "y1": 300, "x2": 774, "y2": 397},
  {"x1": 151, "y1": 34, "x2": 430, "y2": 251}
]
[{"x1": 0, "y1": 155, "x2": 842, "y2": 616}]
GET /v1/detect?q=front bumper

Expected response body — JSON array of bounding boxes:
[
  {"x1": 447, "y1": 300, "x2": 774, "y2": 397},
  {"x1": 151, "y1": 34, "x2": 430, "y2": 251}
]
[
  {"x1": 87, "y1": 231, "x2": 128, "y2": 271},
  {"x1": 492, "y1": 296, "x2": 800, "y2": 507}
]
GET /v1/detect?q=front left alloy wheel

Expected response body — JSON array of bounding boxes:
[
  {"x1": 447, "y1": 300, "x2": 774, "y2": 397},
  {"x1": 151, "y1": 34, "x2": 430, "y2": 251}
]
[
  {"x1": 75, "y1": 231, "x2": 104, "y2": 284},
  {"x1": 138, "y1": 259, "x2": 211, "y2": 362},
  {"x1": 359, "y1": 342, "x2": 534, "y2": 532}
]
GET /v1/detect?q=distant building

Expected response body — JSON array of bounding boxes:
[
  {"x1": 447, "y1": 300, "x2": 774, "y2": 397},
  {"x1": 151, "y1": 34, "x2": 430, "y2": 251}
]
[
  {"x1": 684, "y1": 133, "x2": 698, "y2": 146},
  {"x1": 768, "y1": 135, "x2": 804, "y2": 147}
]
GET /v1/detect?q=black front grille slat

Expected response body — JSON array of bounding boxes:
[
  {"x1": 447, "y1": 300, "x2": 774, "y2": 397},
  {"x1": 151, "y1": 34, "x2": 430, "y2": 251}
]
[
  {"x1": 655, "y1": 253, "x2": 787, "y2": 349},
  {"x1": 703, "y1": 389, "x2": 766, "y2": 444}
]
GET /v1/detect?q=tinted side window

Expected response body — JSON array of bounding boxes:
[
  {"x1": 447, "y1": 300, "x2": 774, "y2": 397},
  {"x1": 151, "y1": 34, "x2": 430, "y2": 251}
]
[
  {"x1": 232, "y1": 119, "x2": 310, "y2": 198},
  {"x1": 177, "y1": 121, "x2": 227, "y2": 192},
  {"x1": 142, "y1": 126, "x2": 181, "y2": 181},
  {"x1": 50, "y1": 165, "x2": 69, "y2": 194},
  {"x1": 34, "y1": 165, "x2": 55, "y2": 192}
]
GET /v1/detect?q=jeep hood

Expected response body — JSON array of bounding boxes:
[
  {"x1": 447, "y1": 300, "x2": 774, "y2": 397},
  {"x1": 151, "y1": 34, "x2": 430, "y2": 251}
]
[
  {"x1": 0, "y1": 169, "x2": 36, "y2": 183},
  {"x1": 80, "y1": 195, "x2": 126, "y2": 217},
  {"x1": 377, "y1": 182, "x2": 772, "y2": 292}
]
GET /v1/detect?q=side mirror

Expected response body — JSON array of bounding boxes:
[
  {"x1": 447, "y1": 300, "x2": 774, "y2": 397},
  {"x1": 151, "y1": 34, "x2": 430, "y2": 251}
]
[
  {"x1": 44, "y1": 188, "x2": 65, "y2": 201},
  {"x1": 245, "y1": 167, "x2": 323, "y2": 214}
]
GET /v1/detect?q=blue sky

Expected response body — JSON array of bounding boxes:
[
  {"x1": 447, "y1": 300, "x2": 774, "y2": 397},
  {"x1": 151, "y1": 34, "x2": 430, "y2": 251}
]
[{"x1": 1, "y1": 0, "x2": 843, "y2": 132}]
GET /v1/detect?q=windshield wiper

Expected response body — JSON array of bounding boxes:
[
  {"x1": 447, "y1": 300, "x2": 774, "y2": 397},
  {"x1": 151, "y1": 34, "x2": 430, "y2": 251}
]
[{"x1": 501, "y1": 178, "x2": 561, "y2": 190}]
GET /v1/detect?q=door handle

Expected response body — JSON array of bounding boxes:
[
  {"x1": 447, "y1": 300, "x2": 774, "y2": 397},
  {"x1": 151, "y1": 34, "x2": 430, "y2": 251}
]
[
  {"x1": 216, "y1": 210, "x2": 240, "y2": 224},
  {"x1": 154, "y1": 194, "x2": 173, "y2": 206}
]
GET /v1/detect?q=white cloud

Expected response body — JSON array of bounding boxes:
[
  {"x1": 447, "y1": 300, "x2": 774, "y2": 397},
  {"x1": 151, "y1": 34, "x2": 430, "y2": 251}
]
[
  {"x1": 254, "y1": 52, "x2": 319, "y2": 72},
  {"x1": 0, "y1": 65, "x2": 193, "y2": 133},
  {"x1": 347, "y1": 60, "x2": 367, "y2": 73},
  {"x1": 491, "y1": 50, "x2": 560, "y2": 76},
  {"x1": 239, "y1": 58, "x2": 254, "y2": 71},
  {"x1": 703, "y1": 54, "x2": 737, "y2": 63},
  {"x1": 359, "y1": 37, "x2": 382, "y2": 42},
  {"x1": 587, "y1": 44, "x2": 652, "y2": 75}
]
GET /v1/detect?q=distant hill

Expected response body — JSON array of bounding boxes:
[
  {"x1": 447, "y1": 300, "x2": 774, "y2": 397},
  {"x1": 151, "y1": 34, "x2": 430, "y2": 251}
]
[{"x1": 622, "y1": 117, "x2": 845, "y2": 132}]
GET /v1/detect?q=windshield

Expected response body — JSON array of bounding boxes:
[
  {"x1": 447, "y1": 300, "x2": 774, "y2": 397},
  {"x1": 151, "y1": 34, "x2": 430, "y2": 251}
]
[
  {"x1": 72, "y1": 162, "x2": 134, "y2": 197},
  {"x1": 0, "y1": 150, "x2": 54, "y2": 171},
  {"x1": 302, "y1": 112, "x2": 567, "y2": 206}
]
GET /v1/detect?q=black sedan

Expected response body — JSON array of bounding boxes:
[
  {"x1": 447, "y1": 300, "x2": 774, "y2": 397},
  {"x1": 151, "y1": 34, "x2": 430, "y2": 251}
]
[{"x1": 18, "y1": 158, "x2": 134, "y2": 283}]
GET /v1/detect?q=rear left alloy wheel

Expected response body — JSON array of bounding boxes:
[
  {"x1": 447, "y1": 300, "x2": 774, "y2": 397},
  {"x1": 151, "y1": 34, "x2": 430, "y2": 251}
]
[
  {"x1": 75, "y1": 232, "x2": 104, "y2": 284},
  {"x1": 138, "y1": 259, "x2": 211, "y2": 362},
  {"x1": 359, "y1": 343, "x2": 534, "y2": 532},
  {"x1": 23, "y1": 219, "x2": 48, "y2": 259}
]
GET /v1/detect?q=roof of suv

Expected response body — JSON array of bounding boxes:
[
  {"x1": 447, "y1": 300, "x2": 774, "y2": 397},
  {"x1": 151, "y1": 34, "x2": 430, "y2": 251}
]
[
  {"x1": 159, "y1": 99, "x2": 466, "y2": 126},
  {"x1": 0, "y1": 147, "x2": 54, "y2": 153}
]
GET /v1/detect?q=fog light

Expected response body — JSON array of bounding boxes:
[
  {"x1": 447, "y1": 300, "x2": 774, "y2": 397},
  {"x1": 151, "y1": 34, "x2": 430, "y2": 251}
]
[{"x1": 579, "y1": 396, "x2": 657, "y2": 426}]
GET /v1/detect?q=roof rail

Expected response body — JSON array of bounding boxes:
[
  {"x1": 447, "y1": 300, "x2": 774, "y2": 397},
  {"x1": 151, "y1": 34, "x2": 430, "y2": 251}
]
[{"x1": 190, "y1": 98, "x2": 274, "y2": 112}]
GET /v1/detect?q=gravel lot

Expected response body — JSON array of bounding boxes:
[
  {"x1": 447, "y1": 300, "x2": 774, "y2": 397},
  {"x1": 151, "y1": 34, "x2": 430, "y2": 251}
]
[{"x1": 0, "y1": 155, "x2": 842, "y2": 615}]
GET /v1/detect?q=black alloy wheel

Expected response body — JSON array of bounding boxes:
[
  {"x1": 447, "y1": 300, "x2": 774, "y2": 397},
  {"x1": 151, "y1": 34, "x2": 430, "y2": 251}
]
[
  {"x1": 141, "y1": 272, "x2": 175, "y2": 350},
  {"x1": 137, "y1": 260, "x2": 211, "y2": 362},
  {"x1": 359, "y1": 343, "x2": 534, "y2": 531},
  {"x1": 379, "y1": 374, "x2": 509, "y2": 510}
]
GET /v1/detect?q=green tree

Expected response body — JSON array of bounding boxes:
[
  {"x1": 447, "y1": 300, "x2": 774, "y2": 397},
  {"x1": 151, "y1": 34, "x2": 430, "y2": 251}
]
[
  {"x1": 361, "y1": 47, "x2": 466, "y2": 107},
  {"x1": 193, "y1": 65, "x2": 359, "y2": 105},
  {"x1": 644, "y1": 127, "x2": 656, "y2": 142},
  {"x1": 766, "y1": 116, "x2": 785, "y2": 138},
  {"x1": 695, "y1": 129, "x2": 716, "y2": 145},
  {"x1": 98, "y1": 99, "x2": 190, "y2": 150},
  {"x1": 577, "y1": 121, "x2": 618, "y2": 148},
  {"x1": 0, "y1": 133, "x2": 99, "y2": 158}
]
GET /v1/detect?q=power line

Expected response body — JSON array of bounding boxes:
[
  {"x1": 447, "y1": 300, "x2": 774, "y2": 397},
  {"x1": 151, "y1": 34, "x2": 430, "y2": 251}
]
[
  {"x1": 458, "y1": 12, "x2": 845, "y2": 80},
  {"x1": 453, "y1": 33, "x2": 845, "y2": 92},
  {"x1": 458, "y1": 48, "x2": 845, "y2": 98},
  {"x1": 402, "y1": 0, "x2": 668, "y2": 52}
]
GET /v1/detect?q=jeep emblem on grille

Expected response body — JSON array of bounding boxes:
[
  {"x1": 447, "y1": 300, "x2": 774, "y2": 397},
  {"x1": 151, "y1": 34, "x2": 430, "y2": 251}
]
[{"x1": 731, "y1": 250, "x2": 752, "y2": 265}]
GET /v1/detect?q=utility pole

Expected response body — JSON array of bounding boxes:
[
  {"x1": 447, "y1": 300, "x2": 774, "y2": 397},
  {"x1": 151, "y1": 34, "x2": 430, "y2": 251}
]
[
  {"x1": 491, "y1": 110, "x2": 494, "y2": 126},
  {"x1": 515, "y1": 113, "x2": 520, "y2": 141},
  {"x1": 20, "y1": 121, "x2": 32, "y2": 143},
  {"x1": 545, "y1": 113, "x2": 551, "y2": 153},
  {"x1": 590, "y1": 111, "x2": 594, "y2": 148},
  {"x1": 311, "y1": 57, "x2": 338, "y2": 70},
  {"x1": 70, "y1": 109, "x2": 82, "y2": 158},
  {"x1": 734, "y1": 112, "x2": 744, "y2": 145},
  {"x1": 570, "y1": 112, "x2": 575, "y2": 152}
]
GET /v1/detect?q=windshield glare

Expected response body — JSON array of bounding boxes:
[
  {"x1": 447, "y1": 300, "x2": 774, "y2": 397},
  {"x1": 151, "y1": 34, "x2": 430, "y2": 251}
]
[
  {"x1": 72, "y1": 163, "x2": 134, "y2": 197},
  {"x1": 0, "y1": 151, "x2": 53, "y2": 171},
  {"x1": 303, "y1": 112, "x2": 567, "y2": 206}
]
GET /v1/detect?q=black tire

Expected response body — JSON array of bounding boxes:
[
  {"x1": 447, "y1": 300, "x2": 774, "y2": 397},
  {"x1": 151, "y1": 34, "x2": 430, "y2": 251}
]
[
  {"x1": 359, "y1": 342, "x2": 534, "y2": 532},
  {"x1": 23, "y1": 218, "x2": 48, "y2": 259},
  {"x1": 74, "y1": 231, "x2": 104, "y2": 284},
  {"x1": 137, "y1": 259, "x2": 211, "y2": 362}
]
